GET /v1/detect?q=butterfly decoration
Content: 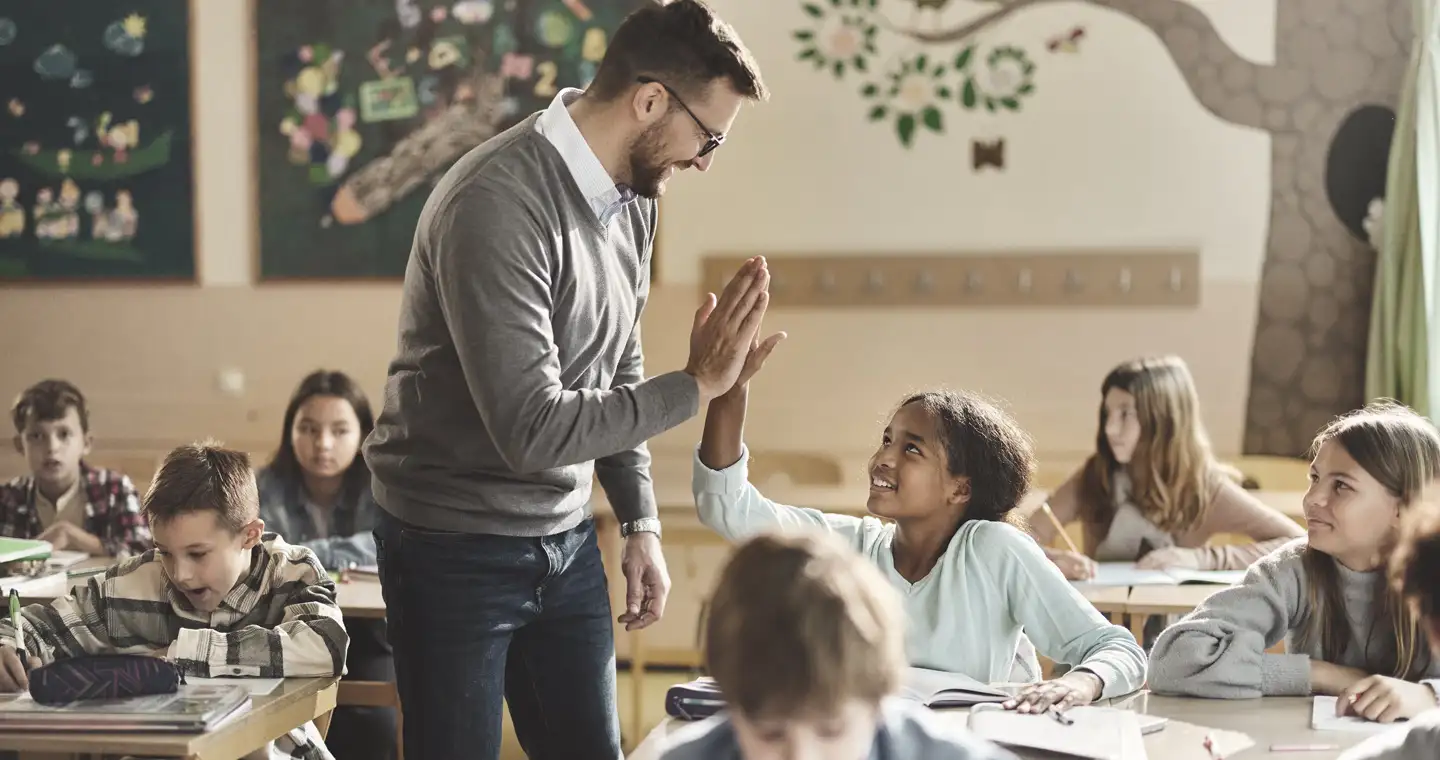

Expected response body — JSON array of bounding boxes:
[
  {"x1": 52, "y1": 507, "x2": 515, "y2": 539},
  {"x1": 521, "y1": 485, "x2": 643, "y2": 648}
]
[
  {"x1": 972, "y1": 138, "x2": 1005, "y2": 171},
  {"x1": 1047, "y1": 26, "x2": 1085, "y2": 54}
]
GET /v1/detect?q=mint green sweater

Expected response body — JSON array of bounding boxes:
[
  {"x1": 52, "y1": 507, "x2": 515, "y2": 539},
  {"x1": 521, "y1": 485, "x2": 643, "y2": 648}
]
[{"x1": 693, "y1": 447, "x2": 1147, "y2": 698}]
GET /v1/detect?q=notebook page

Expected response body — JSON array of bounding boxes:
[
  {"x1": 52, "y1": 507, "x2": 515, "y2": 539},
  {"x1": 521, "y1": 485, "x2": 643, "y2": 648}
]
[
  {"x1": 898, "y1": 667, "x2": 1008, "y2": 705},
  {"x1": 1312, "y1": 696, "x2": 1408, "y2": 734},
  {"x1": 966, "y1": 704, "x2": 1145, "y2": 760}
]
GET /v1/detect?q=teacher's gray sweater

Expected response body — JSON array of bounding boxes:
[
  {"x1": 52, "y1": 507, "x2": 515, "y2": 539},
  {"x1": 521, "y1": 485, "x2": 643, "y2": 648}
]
[{"x1": 1148, "y1": 539, "x2": 1440, "y2": 698}]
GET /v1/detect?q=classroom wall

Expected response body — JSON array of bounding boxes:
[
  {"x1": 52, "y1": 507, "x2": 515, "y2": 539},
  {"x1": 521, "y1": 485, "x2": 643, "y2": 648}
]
[{"x1": 0, "y1": 0, "x2": 1322, "y2": 481}]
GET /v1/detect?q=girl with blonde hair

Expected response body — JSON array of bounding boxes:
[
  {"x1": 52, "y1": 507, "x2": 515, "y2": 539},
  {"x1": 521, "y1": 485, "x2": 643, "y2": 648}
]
[
  {"x1": 1148, "y1": 401, "x2": 1440, "y2": 717},
  {"x1": 1021, "y1": 355, "x2": 1302, "y2": 580}
]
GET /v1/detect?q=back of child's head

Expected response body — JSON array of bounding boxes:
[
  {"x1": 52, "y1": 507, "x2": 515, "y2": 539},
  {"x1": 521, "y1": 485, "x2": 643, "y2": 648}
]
[
  {"x1": 704, "y1": 530, "x2": 905, "y2": 721},
  {"x1": 144, "y1": 441, "x2": 259, "y2": 532},
  {"x1": 11, "y1": 379, "x2": 89, "y2": 434},
  {"x1": 1392, "y1": 498, "x2": 1440, "y2": 644},
  {"x1": 895, "y1": 389, "x2": 1035, "y2": 524}
]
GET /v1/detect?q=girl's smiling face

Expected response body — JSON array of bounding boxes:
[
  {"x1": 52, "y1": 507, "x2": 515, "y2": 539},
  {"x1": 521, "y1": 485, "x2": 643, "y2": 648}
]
[{"x1": 1304, "y1": 439, "x2": 1404, "y2": 570}]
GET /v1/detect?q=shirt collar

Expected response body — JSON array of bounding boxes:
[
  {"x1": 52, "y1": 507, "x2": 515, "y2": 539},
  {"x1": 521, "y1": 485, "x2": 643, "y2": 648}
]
[
  {"x1": 534, "y1": 88, "x2": 636, "y2": 225},
  {"x1": 34, "y1": 476, "x2": 85, "y2": 514}
]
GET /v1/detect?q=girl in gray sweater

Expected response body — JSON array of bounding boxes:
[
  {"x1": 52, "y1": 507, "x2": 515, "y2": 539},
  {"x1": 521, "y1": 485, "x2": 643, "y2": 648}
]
[
  {"x1": 1339, "y1": 502, "x2": 1440, "y2": 758},
  {"x1": 1148, "y1": 402, "x2": 1440, "y2": 723}
]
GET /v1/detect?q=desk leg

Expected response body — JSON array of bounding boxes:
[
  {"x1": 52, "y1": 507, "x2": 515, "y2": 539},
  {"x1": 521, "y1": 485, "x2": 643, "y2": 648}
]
[
  {"x1": 1108, "y1": 611, "x2": 1123, "y2": 626},
  {"x1": 1129, "y1": 614, "x2": 1147, "y2": 644},
  {"x1": 630, "y1": 629, "x2": 647, "y2": 751}
]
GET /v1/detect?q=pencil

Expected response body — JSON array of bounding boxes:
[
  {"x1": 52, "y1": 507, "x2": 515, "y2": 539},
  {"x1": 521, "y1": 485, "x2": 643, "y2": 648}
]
[{"x1": 1040, "y1": 501, "x2": 1082, "y2": 554}]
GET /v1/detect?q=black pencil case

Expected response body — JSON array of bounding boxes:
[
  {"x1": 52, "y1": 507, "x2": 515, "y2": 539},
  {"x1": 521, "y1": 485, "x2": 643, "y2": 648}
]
[{"x1": 28, "y1": 653, "x2": 181, "y2": 706}]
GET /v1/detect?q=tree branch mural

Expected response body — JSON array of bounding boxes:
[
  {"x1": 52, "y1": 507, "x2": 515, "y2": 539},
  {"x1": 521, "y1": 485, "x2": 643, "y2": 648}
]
[{"x1": 797, "y1": 0, "x2": 1410, "y2": 455}]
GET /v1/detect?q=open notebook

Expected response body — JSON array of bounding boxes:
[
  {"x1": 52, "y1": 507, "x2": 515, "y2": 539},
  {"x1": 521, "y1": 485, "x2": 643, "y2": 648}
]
[
  {"x1": 966, "y1": 703, "x2": 1147, "y2": 760},
  {"x1": 1077, "y1": 563, "x2": 1246, "y2": 588},
  {"x1": 897, "y1": 667, "x2": 1010, "y2": 708},
  {"x1": 1311, "y1": 696, "x2": 1410, "y2": 734}
]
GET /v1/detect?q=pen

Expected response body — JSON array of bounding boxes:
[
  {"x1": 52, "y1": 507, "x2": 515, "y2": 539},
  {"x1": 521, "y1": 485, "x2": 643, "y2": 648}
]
[
  {"x1": 8, "y1": 589, "x2": 26, "y2": 669},
  {"x1": 1269, "y1": 745, "x2": 1340, "y2": 753}
]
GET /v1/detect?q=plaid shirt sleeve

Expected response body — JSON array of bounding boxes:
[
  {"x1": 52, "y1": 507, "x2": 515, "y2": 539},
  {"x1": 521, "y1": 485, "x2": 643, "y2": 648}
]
[
  {"x1": 167, "y1": 551, "x2": 349, "y2": 678},
  {"x1": 0, "y1": 573, "x2": 120, "y2": 665}
]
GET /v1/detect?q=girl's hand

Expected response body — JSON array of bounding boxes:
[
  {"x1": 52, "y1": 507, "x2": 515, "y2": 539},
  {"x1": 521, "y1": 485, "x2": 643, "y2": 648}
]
[
  {"x1": 1340, "y1": 676, "x2": 1440, "y2": 723},
  {"x1": 1003, "y1": 670, "x2": 1103, "y2": 713},
  {"x1": 1310, "y1": 660, "x2": 1370, "y2": 695},
  {"x1": 1044, "y1": 548, "x2": 1097, "y2": 581},
  {"x1": 1136, "y1": 546, "x2": 1202, "y2": 571},
  {"x1": 724, "y1": 332, "x2": 786, "y2": 398}
]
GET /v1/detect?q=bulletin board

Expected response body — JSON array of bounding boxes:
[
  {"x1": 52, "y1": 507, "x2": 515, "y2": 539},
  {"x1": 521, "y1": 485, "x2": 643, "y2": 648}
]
[
  {"x1": 254, "y1": 0, "x2": 649, "y2": 280},
  {"x1": 0, "y1": 1, "x2": 197, "y2": 282}
]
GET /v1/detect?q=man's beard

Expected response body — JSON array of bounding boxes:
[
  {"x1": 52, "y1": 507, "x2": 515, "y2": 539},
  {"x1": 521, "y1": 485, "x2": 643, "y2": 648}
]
[{"x1": 625, "y1": 122, "x2": 674, "y2": 200}]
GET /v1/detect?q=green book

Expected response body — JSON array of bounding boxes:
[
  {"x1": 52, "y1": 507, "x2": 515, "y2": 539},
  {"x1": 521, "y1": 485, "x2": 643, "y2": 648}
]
[{"x1": 0, "y1": 538, "x2": 52, "y2": 566}]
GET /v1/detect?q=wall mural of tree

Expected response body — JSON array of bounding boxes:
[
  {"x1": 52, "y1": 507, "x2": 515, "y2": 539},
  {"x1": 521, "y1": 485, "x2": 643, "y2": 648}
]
[{"x1": 793, "y1": 0, "x2": 1412, "y2": 456}]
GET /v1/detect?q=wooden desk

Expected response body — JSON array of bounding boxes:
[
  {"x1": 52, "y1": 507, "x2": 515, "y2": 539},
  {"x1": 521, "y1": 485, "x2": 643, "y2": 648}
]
[
  {"x1": 630, "y1": 693, "x2": 1368, "y2": 760},
  {"x1": 1071, "y1": 584, "x2": 1133, "y2": 625},
  {"x1": 1124, "y1": 584, "x2": 1227, "y2": 641},
  {"x1": 0, "y1": 676, "x2": 339, "y2": 760},
  {"x1": 1136, "y1": 694, "x2": 1367, "y2": 758}
]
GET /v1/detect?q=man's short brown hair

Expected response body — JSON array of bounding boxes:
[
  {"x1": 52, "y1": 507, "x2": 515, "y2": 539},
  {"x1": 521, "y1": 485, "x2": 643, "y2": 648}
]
[
  {"x1": 586, "y1": 0, "x2": 767, "y2": 103},
  {"x1": 704, "y1": 530, "x2": 905, "y2": 720},
  {"x1": 144, "y1": 441, "x2": 259, "y2": 533},
  {"x1": 12, "y1": 379, "x2": 90, "y2": 434}
]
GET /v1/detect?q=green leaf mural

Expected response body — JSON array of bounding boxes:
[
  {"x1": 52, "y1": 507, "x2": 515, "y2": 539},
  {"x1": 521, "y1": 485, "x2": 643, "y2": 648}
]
[
  {"x1": 896, "y1": 114, "x2": 916, "y2": 146},
  {"x1": 790, "y1": 1, "x2": 1048, "y2": 149}
]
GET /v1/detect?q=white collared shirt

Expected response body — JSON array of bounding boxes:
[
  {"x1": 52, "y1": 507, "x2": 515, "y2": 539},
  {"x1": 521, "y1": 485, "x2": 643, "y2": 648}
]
[
  {"x1": 35, "y1": 478, "x2": 87, "y2": 530},
  {"x1": 533, "y1": 88, "x2": 636, "y2": 226}
]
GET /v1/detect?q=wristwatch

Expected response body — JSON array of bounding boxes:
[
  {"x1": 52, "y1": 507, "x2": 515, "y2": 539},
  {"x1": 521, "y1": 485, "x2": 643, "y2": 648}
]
[{"x1": 620, "y1": 517, "x2": 662, "y2": 539}]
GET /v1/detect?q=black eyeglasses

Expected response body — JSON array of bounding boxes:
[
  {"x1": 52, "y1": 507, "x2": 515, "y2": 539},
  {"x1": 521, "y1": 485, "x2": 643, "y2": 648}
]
[{"x1": 636, "y1": 76, "x2": 725, "y2": 158}]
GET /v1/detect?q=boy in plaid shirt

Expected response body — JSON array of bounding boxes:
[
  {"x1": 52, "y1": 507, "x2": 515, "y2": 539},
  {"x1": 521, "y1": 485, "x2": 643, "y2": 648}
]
[
  {"x1": 3, "y1": 379, "x2": 150, "y2": 557},
  {"x1": 0, "y1": 441, "x2": 350, "y2": 760}
]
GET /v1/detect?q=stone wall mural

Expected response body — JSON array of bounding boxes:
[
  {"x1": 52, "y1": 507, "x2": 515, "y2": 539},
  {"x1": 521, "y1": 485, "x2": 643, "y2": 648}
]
[{"x1": 794, "y1": 0, "x2": 1411, "y2": 455}]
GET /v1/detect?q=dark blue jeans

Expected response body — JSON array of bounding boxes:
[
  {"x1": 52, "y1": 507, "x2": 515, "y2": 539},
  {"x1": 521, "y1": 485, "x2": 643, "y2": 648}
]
[{"x1": 374, "y1": 511, "x2": 620, "y2": 760}]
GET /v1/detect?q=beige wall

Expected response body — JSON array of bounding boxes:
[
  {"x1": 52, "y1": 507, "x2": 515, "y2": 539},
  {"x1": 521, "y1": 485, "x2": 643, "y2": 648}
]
[{"x1": 0, "y1": 0, "x2": 1291, "y2": 484}]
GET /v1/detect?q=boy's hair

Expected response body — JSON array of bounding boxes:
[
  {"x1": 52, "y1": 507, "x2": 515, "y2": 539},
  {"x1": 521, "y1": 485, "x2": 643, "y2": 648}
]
[
  {"x1": 704, "y1": 531, "x2": 905, "y2": 720},
  {"x1": 586, "y1": 0, "x2": 768, "y2": 104},
  {"x1": 1392, "y1": 496, "x2": 1440, "y2": 626},
  {"x1": 898, "y1": 390, "x2": 1035, "y2": 527},
  {"x1": 144, "y1": 441, "x2": 259, "y2": 533},
  {"x1": 11, "y1": 379, "x2": 90, "y2": 434}
]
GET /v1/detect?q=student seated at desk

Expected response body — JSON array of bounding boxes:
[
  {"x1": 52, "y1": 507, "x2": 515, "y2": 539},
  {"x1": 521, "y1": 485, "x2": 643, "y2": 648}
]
[
  {"x1": 660, "y1": 530, "x2": 1018, "y2": 760},
  {"x1": 0, "y1": 441, "x2": 349, "y2": 760},
  {"x1": 1, "y1": 379, "x2": 151, "y2": 557},
  {"x1": 1341, "y1": 501, "x2": 1440, "y2": 758},
  {"x1": 1148, "y1": 402, "x2": 1440, "y2": 719},
  {"x1": 694, "y1": 342, "x2": 1145, "y2": 712},
  {"x1": 257, "y1": 370, "x2": 393, "y2": 760},
  {"x1": 1020, "y1": 356, "x2": 1302, "y2": 581}
]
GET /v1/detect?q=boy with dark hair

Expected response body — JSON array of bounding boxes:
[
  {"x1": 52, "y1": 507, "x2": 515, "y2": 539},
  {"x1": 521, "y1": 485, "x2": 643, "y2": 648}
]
[
  {"x1": 660, "y1": 531, "x2": 1016, "y2": 760},
  {"x1": 3, "y1": 378, "x2": 149, "y2": 557},
  {"x1": 0, "y1": 441, "x2": 349, "y2": 760}
]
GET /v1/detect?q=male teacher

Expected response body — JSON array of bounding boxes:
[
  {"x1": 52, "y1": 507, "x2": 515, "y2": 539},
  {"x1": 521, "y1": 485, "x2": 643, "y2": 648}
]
[{"x1": 362, "y1": 2, "x2": 772, "y2": 758}]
